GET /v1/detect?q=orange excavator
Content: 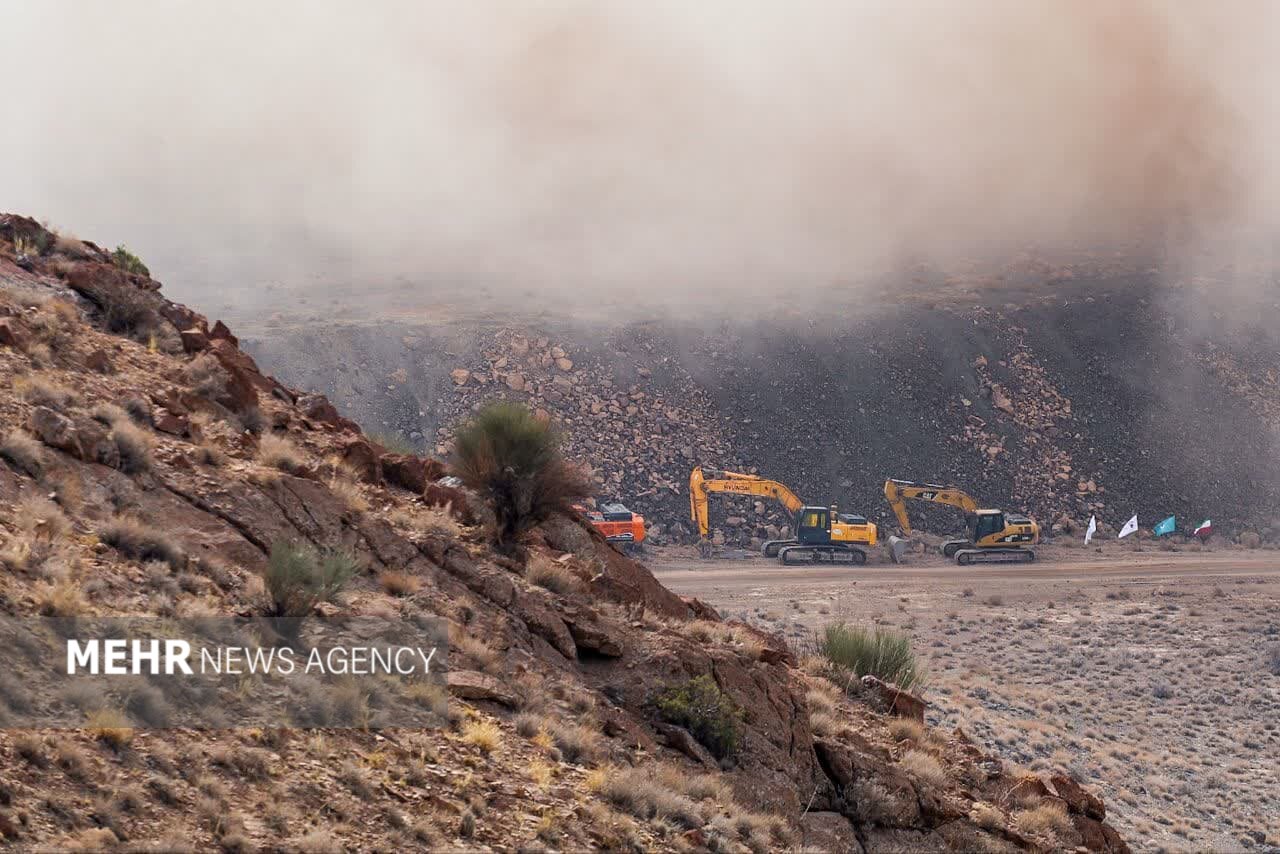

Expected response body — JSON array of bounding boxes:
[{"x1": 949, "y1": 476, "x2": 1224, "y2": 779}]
[
  {"x1": 689, "y1": 466, "x2": 876, "y2": 564},
  {"x1": 575, "y1": 502, "x2": 646, "y2": 553}
]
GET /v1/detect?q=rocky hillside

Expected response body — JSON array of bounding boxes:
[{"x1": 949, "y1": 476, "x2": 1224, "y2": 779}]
[
  {"x1": 245, "y1": 270, "x2": 1280, "y2": 549},
  {"x1": 0, "y1": 213, "x2": 1129, "y2": 850}
]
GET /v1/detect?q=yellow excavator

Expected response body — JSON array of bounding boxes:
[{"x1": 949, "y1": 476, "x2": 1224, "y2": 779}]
[
  {"x1": 882, "y1": 478, "x2": 1039, "y2": 564},
  {"x1": 690, "y1": 467, "x2": 877, "y2": 565}
]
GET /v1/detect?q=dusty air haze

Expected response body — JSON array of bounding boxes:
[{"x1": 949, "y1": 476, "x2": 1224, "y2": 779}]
[{"x1": 2, "y1": 1, "x2": 1278, "y2": 308}]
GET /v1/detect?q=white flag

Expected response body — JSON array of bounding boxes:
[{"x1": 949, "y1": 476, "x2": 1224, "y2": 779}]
[
  {"x1": 1084, "y1": 515, "x2": 1097, "y2": 545},
  {"x1": 1118, "y1": 515, "x2": 1138, "y2": 539}
]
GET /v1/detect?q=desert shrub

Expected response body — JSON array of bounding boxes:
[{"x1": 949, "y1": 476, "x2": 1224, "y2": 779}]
[
  {"x1": 110, "y1": 420, "x2": 154, "y2": 473},
  {"x1": 99, "y1": 517, "x2": 185, "y2": 570},
  {"x1": 100, "y1": 284, "x2": 156, "y2": 335},
  {"x1": 549, "y1": 721, "x2": 601, "y2": 765},
  {"x1": 450, "y1": 402, "x2": 589, "y2": 552},
  {"x1": 655, "y1": 674, "x2": 742, "y2": 759},
  {"x1": 112, "y1": 245, "x2": 150, "y2": 277},
  {"x1": 17, "y1": 374, "x2": 79, "y2": 410},
  {"x1": 525, "y1": 555, "x2": 580, "y2": 595},
  {"x1": 90, "y1": 403, "x2": 129, "y2": 427},
  {"x1": 262, "y1": 540, "x2": 361, "y2": 619},
  {"x1": 818, "y1": 623, "x2": 927, "y2": 693},
  {"x1": 0, "y1": 429, "x2": 45, "y2": 477}
]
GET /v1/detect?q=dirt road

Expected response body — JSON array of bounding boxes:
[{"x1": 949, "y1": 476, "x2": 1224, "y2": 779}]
[{"x1": 652, "y1": 550, "x2": 1280, "y2": 598}]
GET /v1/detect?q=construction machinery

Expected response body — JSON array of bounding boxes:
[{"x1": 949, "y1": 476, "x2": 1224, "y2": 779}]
[
  {"x1": 882, "y1": 479, "x2": 1039, "y2": 564},
  {"x1": 689, "y1": 467, "x2": 876, "y2": 564},
  {"x1": 576, "y1": 503, "x2": 646, "y2": 553}
]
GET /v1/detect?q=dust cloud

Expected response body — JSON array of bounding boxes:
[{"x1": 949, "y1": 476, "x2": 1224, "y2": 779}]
[{"x1": 1, "y1": 1, "x2": 1277, "y2": 311}]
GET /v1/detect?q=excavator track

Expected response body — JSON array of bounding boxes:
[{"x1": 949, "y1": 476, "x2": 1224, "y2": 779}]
[
  {"x1": 762, "y1": 539, "x2": 798, "y2": 557},
  {"x1": 953, "y1": 548, "x2": 1035, "y2": 565},
  {"x1": 777, "y1": 545, "x2": 867, "y2": 566}
]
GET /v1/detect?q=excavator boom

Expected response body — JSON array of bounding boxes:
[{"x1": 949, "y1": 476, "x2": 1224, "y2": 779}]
[
  {"x1": 690, "y1": 466, "x2": 805, "y2": 537},
  {"x1": 883, "y1": 479, "x2": 978, "y2": 535}
]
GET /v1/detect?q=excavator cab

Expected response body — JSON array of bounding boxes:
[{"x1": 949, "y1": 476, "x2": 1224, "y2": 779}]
[
  {"x1": 969, "y1": 511, "x2": 1005, "y2": 542},
  {"x1": 795, "y1": 507, "x2": 834, "y2": 544}
]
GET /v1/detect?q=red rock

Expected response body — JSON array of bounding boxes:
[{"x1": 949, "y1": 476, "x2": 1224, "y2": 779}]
[
  {"x1": 206, "y1": 339, "x2": 260, "y2": 412},
  {"x1": 381, "y1": 453, "x2": 445, "y2": 494},
  {"x1": 180, "y1": 327, "x2": 209, "y2": 353},
  {"x1": 861, "y1": 674, "x2": 928, "y2": 722},
  {"x1": 1051, "y1": 774, "x2": 1106, "y2": 819},
  {"x1": 152, "y1": 409, "x2": 190, "y2": 437},
  {"x1": 446, "y1": 670, "x2": 518, "y2": 707},
  {"x1": 341, "y1": 438, "x2": 382, "y2": 483},
  {"x1": 0, "y1": 318, "x2": 23, "y2": 348},
  {"x1": 1006, "y1": 775, "x2": 1054, "y2": 806},
  {"x1": 209, "y1": 319, "x2": 238, "y2": 346},
  {"x1": 450, "y1": 368, "x2": 471, "y2": 385}
]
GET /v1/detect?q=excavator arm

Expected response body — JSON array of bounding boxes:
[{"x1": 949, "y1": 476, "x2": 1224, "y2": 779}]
[
  {"x1": 882, "y1": 478, "x2": 978, "y2": 535},
  {"x1": 690, "y1": 466, "x2": 805, "y2": 537}
]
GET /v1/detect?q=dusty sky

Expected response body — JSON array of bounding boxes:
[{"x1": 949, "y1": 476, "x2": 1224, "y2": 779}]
[{"x1": 2, "y1": 1, "x2": 1278, "y2": 311}]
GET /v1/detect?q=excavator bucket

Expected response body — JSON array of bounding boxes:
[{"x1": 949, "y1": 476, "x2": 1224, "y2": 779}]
[{"x1": 887, "y1": 535, "x2": 909, "y2": 564}]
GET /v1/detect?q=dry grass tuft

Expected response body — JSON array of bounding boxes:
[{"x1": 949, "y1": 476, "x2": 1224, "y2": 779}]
[
  {"x1": 462, "y1": 718, "x2": 502, "y2": 754},
  {"x1": 969, "y1": 801, "x2": 1007, "y2": 832},
  {"x1": 526, "y1": 555, "x2": 580, "y2": 595},
  {"x1": 16, "y1": 374, "x2": 80, "y2": 410},
  {"x1": 110, "y1": 420, "x2": 154, "y2": 473},
  {"x1": 887, "y1": 718, "x2": 926, "y2": 743},
  {"x1": 258, "y1": 433, "x2": 308, "y2": 475},
  {"x1": 327, "y1": 474, "x2": 368, "y2": 513},
  {"x1": 379, "y1": 571, "x2": 421, "y2": 597},
  {"x1": 0, "y1": 429, "x2": 45, "y2": 477},
  {"x1": 899, "y1": 749, "x2": 947, "y2": 788},
  {"x1": 1013, "y1": 800, "x2": 1073, "y2": 844},
  {"x1": 98, "y1": 516, "x2": 185, "y2": 570},
  {"x1": 34, "y1": 578, "x2": 87, "y2": 618},
  {"x1": 391, "y1": 504, "x2": 463, "y2": 539},
  {"x1": 86, "y1": 708, "x2": 134, "y2": 749},
  {"x1": 17, "y1": 494, "x2": 71, "y2": 540}
]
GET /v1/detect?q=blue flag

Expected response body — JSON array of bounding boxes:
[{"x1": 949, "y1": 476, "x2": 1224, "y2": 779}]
[{"x1": 1153, "y1": 515, "x2": 1176, "y2": 537}]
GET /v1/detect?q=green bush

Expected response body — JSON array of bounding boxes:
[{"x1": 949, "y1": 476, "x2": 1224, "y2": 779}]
[
  {"x1": 262, "y1": 541, "x2": 361, "y2": 620},
  {"x1": 655, "y1": 675, "x2": 742, "y2": 759},
  {"x1": 112, "y1": 245, "x2": 150, "y2": 277},
  {"x1": 450, "y1": 402, "x2": 588, "y2": 552},
  {"x1": 818, "y1": 623, "x2": 926, "y2": 693}
]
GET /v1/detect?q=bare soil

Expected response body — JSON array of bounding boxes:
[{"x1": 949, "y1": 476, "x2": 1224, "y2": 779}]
[{"x1": 654, "y1": 547, "x2": 1280, "y2": 852}]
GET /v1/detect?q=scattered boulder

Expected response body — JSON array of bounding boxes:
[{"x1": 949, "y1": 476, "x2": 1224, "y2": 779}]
[{"x1": 445, "y1": 671, "x2": 519, "y2": 707}]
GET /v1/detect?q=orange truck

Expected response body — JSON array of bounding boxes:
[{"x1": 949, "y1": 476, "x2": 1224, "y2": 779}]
[{"x1": 576, "y1": 502, "x2": 646, "y2": 552}]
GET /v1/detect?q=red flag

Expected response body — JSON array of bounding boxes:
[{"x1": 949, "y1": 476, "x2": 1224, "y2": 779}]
[{"x1": 1193, "y1": 519, "x2": 1212, "y2": 539}]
